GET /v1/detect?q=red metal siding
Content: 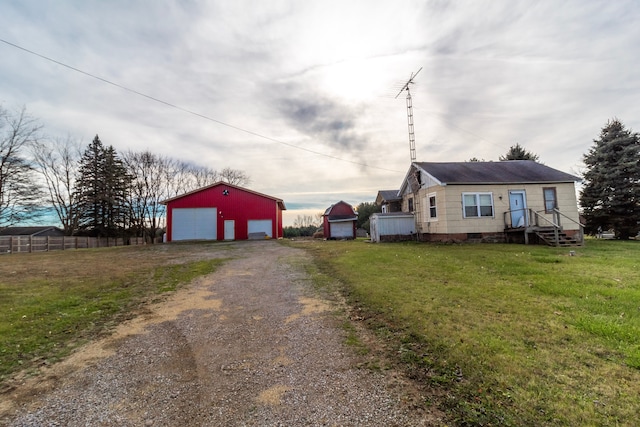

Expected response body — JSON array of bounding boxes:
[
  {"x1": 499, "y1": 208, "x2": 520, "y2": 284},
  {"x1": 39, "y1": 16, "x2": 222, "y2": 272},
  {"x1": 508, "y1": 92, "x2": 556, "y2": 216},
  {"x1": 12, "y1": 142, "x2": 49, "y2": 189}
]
[
  {"x1": 327, "y1": 202, "x2": 356, "y2": 217},
  {"x1": 165, "y1": 184, "x2": 284, "y2": 241}
]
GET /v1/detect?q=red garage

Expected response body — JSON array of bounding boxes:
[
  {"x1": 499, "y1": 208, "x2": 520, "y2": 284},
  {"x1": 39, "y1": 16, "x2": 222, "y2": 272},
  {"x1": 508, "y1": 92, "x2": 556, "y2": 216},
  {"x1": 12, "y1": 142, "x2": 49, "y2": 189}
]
[
  {"x1": 161, "y1": 182, "x2": 286, "y2": 241},
  {"x1": 322, "y1": 201, "x2": 357, "y2": 239}
]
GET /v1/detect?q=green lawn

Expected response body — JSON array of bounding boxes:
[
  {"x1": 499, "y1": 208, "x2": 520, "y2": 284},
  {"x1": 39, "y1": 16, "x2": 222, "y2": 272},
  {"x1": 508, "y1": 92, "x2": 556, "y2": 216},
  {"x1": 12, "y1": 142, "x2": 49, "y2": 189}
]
[{"x1": 292, "y1": 239, "x2": 640, "y2": 426}]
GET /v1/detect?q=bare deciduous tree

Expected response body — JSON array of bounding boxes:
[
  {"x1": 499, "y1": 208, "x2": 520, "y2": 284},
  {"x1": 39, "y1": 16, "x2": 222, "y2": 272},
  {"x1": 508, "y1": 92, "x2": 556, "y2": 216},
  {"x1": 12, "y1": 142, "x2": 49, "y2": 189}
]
[
  {"x1": 189, "y1": 164, "x2": 219, "y2": 189},
  {"x1": 32, "y1": 135, "x2": 82, "y2": 235},
  {"x1": 293, "y1": 214, "x2": 319, "y2": 228},
  {"x1": 0, "y1": 106, "x2": 44, "y2": 228},
  {"x1": 122, "y1": 150, "x2": 173, "y2": 242},
  {"x1": 219, "y1": 167, "x2": 250, "y2": 186},
  {"x1": 163, "y1": 161, "x2": 250, "y2": 196}
]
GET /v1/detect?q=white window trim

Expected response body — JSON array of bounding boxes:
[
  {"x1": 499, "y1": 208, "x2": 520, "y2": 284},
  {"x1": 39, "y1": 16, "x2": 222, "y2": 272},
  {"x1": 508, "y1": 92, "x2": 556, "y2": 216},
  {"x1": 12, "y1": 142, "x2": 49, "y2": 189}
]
[
  {"x1": 462, "y1": 192, "x2": 495, "y2": 219},
  {"x1": 426, "y1": 192, "x2": 438, "y2": 222},
  {"x1": 543, "y1": 187, "x2": 558, "y2": 214}
]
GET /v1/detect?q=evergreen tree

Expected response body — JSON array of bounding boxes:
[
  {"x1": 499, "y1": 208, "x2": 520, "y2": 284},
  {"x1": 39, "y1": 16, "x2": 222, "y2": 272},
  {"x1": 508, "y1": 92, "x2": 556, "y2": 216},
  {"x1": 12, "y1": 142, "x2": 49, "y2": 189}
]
[
  {"x1": 580, "y1": 119, "x2": 640, "y2": 239},
  {"x1": 103, "y1": 145, "x2": 131, "y2": 236},
  {"x1": 74, "y1": 135, "x2": 131, "y2": 237},
  {"x1": 75, "y1": 135, "x2": 105, "y2": 235},
  {"x1": 499, "y1": 143, "x2": 540, "y2": 162},
  {"x1": 355, "y1": 201, "x2": 381, "y2": 232}
]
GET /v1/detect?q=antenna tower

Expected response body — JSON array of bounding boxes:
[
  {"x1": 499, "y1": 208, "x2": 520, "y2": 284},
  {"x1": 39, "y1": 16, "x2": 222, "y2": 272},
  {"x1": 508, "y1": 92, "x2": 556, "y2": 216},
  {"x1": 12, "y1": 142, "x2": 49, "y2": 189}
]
[{"x1": 395, "y1": 67, "x2": 422, "y2": 163}]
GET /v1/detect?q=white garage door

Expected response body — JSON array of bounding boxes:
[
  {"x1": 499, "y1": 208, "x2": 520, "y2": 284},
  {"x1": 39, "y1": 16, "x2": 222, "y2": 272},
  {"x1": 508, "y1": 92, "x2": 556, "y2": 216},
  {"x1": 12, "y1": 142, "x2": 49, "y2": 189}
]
[
  {"x1": 172, "y1": 208, "x2": 217, "y2": 241},
  {"x1": 248, "y1": 219, "x2": 272, "y2": 237},
  {"x1": 330, "y1": 221, "x2": 353, "y2": 238}
]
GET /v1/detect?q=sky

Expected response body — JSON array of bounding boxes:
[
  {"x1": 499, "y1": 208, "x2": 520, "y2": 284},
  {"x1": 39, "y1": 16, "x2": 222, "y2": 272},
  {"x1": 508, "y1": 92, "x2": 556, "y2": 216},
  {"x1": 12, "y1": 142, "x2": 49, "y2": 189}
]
[{"x1": 1, "y1": 0, "x2": 639, "y2": 226}]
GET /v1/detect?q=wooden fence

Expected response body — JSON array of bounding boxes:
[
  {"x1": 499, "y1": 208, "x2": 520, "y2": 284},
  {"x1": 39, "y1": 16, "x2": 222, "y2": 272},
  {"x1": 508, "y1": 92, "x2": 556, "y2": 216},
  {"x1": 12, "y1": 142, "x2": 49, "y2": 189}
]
[{"x1": 0, "y1": 236, "x2": 150, "y2": 254}]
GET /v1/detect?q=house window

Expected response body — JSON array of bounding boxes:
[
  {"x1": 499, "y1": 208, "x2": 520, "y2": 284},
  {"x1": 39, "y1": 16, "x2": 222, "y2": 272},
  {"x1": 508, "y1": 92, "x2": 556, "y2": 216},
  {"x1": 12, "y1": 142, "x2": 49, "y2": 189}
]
[
  {"x1": 429, "y1": 194, "x2": 437, "y2": 218},
  {"x1": 543, "y1": 187, "x2": 557, "y2": 213},
  {"x1": 408, "y1": 197, "x2": 414, "y2": 212},
  {"x1": 463, "y1": 193, "x2": 494, "y2": 218}
]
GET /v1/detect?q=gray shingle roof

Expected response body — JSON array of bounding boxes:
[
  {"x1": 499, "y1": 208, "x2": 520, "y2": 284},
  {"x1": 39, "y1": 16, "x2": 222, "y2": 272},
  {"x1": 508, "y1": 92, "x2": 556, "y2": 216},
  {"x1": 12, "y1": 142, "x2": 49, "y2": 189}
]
[
  {"x1": 415, "y1": 161, "x2": 580, "y2": 184},
  {"x1": 0, "y1": 226, "x2": 64, "y2": 236},
  {"x1": 377, "y1": 190, "x2": 401, "y2": 201}
]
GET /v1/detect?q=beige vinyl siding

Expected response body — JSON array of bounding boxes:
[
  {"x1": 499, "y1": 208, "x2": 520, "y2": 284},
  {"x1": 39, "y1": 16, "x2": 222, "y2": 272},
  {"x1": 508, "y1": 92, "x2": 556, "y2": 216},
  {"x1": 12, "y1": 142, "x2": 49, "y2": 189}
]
[
  {"x1": 442, "y1": 185, "x2": 502, "y2": 234},
  {"x1": 528, "y1": 182, "x2": 580, "y2": 229},
  {"x1": 419, "y1": 186, "x2": 447, "y2": 233},
  {"x1": 412, "y1": 182, "x2": 579, "y2": 235}
]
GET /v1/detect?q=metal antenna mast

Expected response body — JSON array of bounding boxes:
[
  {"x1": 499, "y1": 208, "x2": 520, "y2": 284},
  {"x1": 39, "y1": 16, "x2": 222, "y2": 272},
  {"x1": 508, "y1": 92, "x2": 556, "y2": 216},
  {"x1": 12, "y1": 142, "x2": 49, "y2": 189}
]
[{"x1": 395, "y1": 67, "x2": 422, "y2": 163}]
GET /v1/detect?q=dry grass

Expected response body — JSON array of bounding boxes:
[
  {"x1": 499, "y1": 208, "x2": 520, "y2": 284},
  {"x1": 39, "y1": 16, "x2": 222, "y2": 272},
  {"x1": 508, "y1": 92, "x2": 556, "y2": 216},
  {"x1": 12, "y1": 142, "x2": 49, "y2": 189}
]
[{"x1": 0, "y1": 243, "x2": 229, "y2": 385}]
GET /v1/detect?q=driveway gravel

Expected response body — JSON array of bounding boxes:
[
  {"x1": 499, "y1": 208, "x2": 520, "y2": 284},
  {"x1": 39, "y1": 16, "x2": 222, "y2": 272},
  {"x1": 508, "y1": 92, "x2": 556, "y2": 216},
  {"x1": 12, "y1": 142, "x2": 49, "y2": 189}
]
[{"x1": 2, "y1": 241, "x2": 442, "y2": 426}]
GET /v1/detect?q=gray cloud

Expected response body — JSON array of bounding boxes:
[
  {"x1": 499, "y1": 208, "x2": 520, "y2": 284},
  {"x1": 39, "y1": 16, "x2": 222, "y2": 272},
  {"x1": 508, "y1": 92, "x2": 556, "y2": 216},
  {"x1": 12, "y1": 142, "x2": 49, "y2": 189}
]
[
  {"x1": 1, "y1": 0, "x2": 639, "y2": 224},
  {"x1": 271, "y1": 84, "x2": 369, "y2": 153}
]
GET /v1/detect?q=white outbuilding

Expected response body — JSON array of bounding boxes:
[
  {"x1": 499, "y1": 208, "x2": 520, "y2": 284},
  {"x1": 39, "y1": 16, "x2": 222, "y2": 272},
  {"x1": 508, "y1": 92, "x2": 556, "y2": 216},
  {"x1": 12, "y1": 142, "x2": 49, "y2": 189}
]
[{"x1": 369, "y1": 212, "x2": 416, "y2": 243}]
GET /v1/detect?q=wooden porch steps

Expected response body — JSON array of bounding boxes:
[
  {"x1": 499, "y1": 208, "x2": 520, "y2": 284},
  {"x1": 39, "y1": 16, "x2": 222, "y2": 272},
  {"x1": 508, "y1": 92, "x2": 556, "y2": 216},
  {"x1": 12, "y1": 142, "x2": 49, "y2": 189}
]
[{"x1": 534, "y1": 227, "x2": 582, "y2": 247}]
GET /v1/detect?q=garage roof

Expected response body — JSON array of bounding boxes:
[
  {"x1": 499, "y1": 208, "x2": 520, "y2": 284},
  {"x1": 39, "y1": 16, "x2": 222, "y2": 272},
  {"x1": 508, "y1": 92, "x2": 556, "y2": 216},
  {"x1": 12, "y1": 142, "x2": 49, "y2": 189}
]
[{"x1": 160, "y1": 182, "x2": 286, "y2": 210}]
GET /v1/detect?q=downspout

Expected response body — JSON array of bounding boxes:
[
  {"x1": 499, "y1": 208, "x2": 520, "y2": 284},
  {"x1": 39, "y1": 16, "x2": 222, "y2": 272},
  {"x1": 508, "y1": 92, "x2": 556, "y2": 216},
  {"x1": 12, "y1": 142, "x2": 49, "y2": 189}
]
[{"x1": 275, "y1": 203, "x2": 280, "y2": 239}]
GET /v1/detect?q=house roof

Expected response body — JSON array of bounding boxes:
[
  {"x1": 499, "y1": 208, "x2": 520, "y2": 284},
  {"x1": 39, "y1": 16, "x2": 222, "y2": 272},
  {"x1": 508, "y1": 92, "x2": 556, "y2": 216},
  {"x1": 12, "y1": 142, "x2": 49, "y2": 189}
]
[
  {"x1": 0, "y1": 226, "x2": 64, "y2": 236},
  {"x1": 376, "y1": 190, "x2": 401, "y2": 203},
  {"x1": 414, "y1": 161, "x2": 580, "y2": 185},
  {"x1": 160, "y1": 181, "x2": 286, "y2": 210}
]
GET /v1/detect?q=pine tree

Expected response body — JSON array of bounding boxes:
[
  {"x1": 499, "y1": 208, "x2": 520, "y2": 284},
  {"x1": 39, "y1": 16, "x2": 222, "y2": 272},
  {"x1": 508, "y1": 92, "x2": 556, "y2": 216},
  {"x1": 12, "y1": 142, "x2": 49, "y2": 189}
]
[
  {"x1": 75, "y1": 135, "x2": 105, "y2": 235},
  {"x1": 580, "y1": 119, "x2": 640, "y2": 239},
  {"x1": 103, "y1": 145, "x2": 131, "y2": 236},
  {"x1": 74, "y1": 135, "x2": 131, "y2": 237},
  {"x1": 499, "y1": 143, "x2": 540, "y2": 162}
]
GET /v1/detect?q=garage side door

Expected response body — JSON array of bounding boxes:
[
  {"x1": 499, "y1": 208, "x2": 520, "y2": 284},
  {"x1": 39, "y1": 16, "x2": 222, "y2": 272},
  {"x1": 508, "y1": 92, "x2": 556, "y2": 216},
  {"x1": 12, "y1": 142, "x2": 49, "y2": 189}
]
[
  {"x1": 172, "y1": 208, "x2": 217, "y2": 241},
  {"x1": 330, "y1": 221, "x2": 353, "y2": 238},
  {"x1": 247, "y1": 219, "x2": 272, "y2": 237}
]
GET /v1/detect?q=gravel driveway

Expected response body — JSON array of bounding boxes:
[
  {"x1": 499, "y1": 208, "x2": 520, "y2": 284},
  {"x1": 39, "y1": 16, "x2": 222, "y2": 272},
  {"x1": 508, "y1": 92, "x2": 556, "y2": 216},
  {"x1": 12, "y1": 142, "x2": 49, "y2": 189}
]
[{"x1": 3, "y1": 241, "x2": 441, "y2": 426}]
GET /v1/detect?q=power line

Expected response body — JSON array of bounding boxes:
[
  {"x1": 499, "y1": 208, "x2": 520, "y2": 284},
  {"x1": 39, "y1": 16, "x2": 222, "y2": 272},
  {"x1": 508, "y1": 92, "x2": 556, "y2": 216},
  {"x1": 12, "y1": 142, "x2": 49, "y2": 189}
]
[{"x1": 0, "y1": 38, "x2": 403, "y2": 173}]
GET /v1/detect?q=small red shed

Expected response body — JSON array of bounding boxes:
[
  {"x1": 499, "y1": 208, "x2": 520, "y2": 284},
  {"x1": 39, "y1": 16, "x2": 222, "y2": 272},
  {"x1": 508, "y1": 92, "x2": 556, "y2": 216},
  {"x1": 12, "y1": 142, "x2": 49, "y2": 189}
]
[
  {"x1": 322, "y1": 201, "x2": 357, "y2": 239},
  {"x1": 161, "y1": 182, "x2": 286, "y2": 241}
]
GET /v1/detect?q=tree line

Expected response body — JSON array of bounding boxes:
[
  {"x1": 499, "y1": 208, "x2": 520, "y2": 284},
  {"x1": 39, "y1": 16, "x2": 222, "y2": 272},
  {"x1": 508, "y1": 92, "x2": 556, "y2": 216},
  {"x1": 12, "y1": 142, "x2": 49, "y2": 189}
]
[
  {"x1": 283, "y1": 202, "x2": 381, "y2": 238},
  {"x1": 1, "y1": 106, "x2": 249, "y2": 240},
  {"x1": 3, "y1": 105, "x2": 636, "y2": 240}
]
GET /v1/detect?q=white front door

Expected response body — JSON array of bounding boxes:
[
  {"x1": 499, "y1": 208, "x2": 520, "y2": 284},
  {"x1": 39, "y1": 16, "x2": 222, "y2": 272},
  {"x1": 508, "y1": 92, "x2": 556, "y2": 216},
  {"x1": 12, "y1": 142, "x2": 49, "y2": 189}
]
[{"x1": 224, "y1": 220, "x2": 235, "y2": 240}]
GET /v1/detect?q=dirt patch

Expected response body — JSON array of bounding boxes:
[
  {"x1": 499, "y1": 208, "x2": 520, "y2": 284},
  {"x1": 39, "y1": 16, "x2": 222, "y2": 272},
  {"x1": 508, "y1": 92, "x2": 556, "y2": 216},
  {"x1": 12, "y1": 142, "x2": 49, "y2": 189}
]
[{"x1": 2, "y1": 241, "x2": 444, "y2": 426}]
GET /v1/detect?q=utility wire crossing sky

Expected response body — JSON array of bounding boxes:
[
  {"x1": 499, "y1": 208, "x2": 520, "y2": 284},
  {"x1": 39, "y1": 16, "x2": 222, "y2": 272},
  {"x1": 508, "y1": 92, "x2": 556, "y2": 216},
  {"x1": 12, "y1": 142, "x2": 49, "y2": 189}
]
[{"x1": 1, "y1": 1, "x2": 639, "y2": 224}]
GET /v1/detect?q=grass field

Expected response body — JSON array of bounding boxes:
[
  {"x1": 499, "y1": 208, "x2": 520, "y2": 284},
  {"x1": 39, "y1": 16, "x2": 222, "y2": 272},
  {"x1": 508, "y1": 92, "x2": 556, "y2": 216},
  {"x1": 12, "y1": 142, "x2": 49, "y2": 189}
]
[
  {"x1": 0, "y1": 243, "x2": 227, "y2": 386},
  {"x1": 2, "y1": 239, "x2": 639, "y2": 425},
  {"x1": 290, "y1": 238, "x2": 640, "y2": 426}
]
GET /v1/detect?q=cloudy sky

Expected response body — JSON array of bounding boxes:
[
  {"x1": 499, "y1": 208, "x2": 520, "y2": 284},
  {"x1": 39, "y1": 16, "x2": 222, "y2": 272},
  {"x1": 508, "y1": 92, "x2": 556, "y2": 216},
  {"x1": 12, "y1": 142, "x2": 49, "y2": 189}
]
[{"x1": 1, "y1": 0, "x2": 639, "y2": 225}]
